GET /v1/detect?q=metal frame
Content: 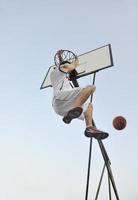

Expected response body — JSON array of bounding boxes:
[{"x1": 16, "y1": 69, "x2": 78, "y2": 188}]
[{"x1": 75, "y1": 72, "x2": 120, "y2": 200}]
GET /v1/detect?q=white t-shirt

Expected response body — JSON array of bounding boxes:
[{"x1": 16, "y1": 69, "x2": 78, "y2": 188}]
[
  {"x1": 50, "y1": 67, "x2": 73, "y2": 96},
  {"x1": 50, "y1": 67, "x2": 89, "y2": 119}
]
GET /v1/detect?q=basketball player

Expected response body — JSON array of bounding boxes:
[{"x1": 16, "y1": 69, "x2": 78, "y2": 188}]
[{"x1": 50, "y1": 50, "x2": 109, "y2": 139}]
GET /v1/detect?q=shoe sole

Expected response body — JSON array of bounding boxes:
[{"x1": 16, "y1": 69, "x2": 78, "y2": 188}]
[
  {"x1": 63, "y1": 107, "x2": 83, "y2": 124},
  {"x1": 85, "y1": 130, "x2": 109, "y2": 140}
]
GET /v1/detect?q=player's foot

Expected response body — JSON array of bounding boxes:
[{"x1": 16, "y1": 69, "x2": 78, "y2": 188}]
[
  {"x1": 84, "y1": 126, "x2": 109, "y2": 140},
  {"x1": 63, "y1": 107, "x2": 83, "y2": 124}
]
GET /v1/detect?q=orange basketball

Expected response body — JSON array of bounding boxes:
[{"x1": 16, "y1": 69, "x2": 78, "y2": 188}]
[{"x1": 113, "y1": 116, "x2": 127, "y2": 130}]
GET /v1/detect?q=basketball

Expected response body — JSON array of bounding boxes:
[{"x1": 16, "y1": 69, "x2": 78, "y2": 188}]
[{"x1": 112, "y1": 116, "x2": 127, "y2": 130}]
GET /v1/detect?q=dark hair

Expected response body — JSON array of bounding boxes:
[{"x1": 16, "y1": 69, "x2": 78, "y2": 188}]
[{"x1": 60, "y1": 61, "x2": 71, "y2": 65}]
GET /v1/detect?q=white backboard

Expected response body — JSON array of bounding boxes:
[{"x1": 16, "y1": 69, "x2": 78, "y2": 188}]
[{"x1": 40, "y1": 44, "x2": 113, "y2": 89}]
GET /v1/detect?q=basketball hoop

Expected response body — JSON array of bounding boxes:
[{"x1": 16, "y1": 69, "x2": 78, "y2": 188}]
[
  {"x1": 41, "y1": 44, "x2": 113, "y2": 89},
  {"x1": 54, "y1": 49, "x2": 78, "y2": 67}
]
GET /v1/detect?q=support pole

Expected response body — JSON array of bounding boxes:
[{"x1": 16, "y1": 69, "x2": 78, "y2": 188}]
[
  {"x1": 71, "y1": 70, "x2": 120, "y2": 200},
  {"x1": 85, "y1": 73, "x2": 96, "y2": 200},
  {"x1": 84, "y1": 72, "x2": 120, "y2": 200},
  {"x1": 85, "y1": 138, "x2": 93, "y2": 200},
  {"x1": 98, "y1": 140, "x2": 120, "y2": 200},
  {"x1": 95, "y1": 164, "x2": 106, "y2": 200}
]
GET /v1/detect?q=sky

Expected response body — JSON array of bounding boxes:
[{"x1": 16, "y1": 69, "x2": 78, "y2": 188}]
[{"x1": 0, "y1": 0, "x2": 138, "y2": 199}]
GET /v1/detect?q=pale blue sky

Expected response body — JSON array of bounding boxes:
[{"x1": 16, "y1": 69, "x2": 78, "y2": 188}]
[{"x1": 0, "y1": 0, "x2": 138, "y2": 199}]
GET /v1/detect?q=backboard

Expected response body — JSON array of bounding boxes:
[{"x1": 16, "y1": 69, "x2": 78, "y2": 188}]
[{"x1": 40, "y1": 44, "x2": 113, "y2": 89}]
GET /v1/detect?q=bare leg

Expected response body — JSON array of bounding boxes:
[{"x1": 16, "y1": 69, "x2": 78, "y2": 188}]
[
  {"x1": 84, "y1": 103, "x2": 93, "y2": 127},
  {"x1": 63, "y1": 85, "x2": 95, "y2": 124},
  {"x1": 63, "y1": 85, "x2": 109, "y2": 139},
  {"x1": 74, "y1": 85, "x2": 96, "y2": 107},
  {"x1": 83, "y1": 104, "x2": 109, "y2": 139}
]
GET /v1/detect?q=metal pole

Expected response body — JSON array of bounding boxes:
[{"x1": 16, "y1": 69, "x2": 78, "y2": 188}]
[
  {"x1": 95, "y1": 164, "x2": 106, "y2": 200},
  {"x1": 98, "y1": 140, "x2": 120, "y2": 200},
  {"x1": 83, "y1": 72, "x2": 120, "y2": 200},
  {"x1": 85, "y1": 137, "x2": 93, "y2": 200},
  {"x1": 108, "y1": 172, "x2": 112, "y2": 200},
  {"x1": 85, "y1": 73, "x2": 96, "y2": 200}
]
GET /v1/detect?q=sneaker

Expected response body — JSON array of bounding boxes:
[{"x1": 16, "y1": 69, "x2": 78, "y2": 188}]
[
  {"x1": 63, "y1": 107, "x2": 83, "y2": 124},
  {"x1": 84, "y1": 126, "x2": 109, "y2": 140}
]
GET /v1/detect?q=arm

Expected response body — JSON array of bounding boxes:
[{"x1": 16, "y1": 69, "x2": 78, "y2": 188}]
[{"x1": 57, "y1": 49, "x2": 64, "y2": 63}]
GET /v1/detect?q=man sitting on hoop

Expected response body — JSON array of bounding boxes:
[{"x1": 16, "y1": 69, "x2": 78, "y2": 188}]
[{"x1": 50, "y1": 49, "x2": 109, "y2": 140}]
